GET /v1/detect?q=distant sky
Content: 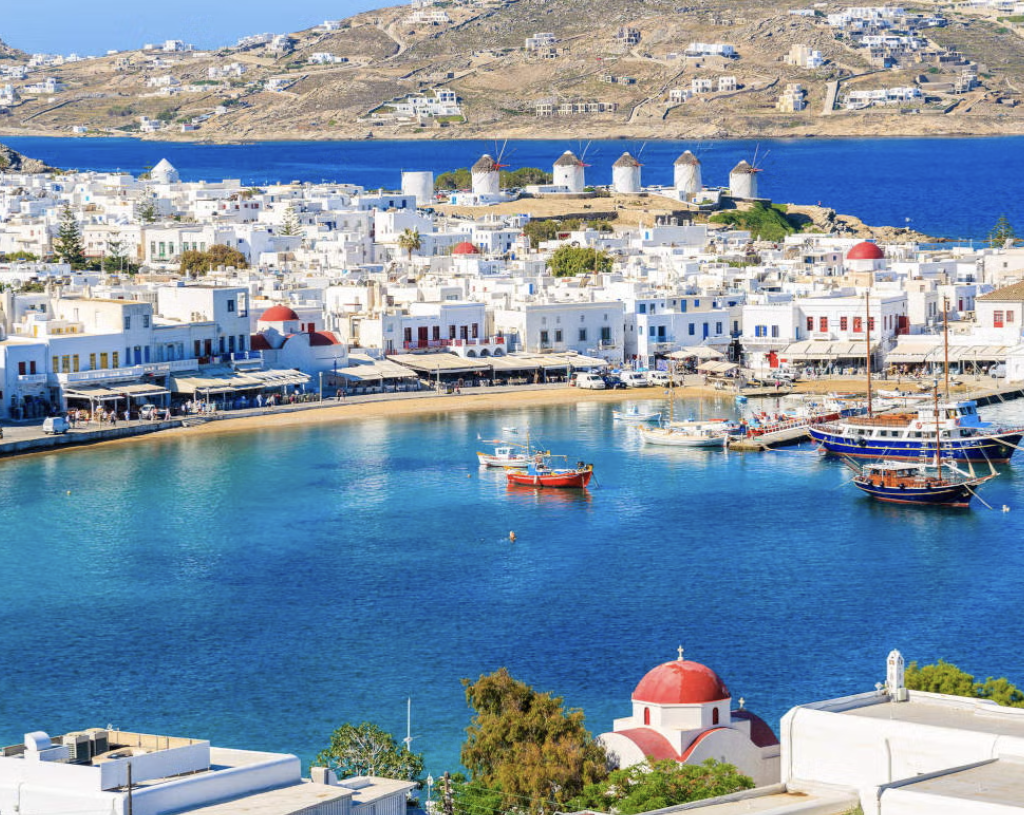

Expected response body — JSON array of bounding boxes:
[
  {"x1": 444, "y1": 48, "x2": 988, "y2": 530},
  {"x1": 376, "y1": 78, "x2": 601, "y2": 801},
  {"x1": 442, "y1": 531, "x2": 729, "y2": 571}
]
[{"x1": 4, "y1": 0, "x2": 391, "y2": 55}]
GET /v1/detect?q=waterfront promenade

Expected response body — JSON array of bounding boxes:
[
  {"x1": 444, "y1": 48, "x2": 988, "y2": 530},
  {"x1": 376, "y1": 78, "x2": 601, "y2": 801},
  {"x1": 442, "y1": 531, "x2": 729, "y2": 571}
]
[{"x1": 2, "y1": 374, "x2": 1021, "y2": 459}]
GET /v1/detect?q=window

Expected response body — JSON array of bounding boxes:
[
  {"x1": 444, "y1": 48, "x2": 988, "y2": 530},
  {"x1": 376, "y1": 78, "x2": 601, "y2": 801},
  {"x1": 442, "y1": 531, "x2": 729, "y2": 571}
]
[
  {"x1": 657, "y1": 326, "x2": 666, "y2": 339},
  {"x1": 869, "y1": 317, "x2": 876, "y2": 331},
  {"x1": 840, "y1": 316, "x2": 848, "y2": 331},
  {"x1": 112, "y1": 352, "x2": 119, "y2": 369},
  {"x1": 472, "y1": 323, "x2": 479, "y2": 339},
  {"x1": 460, "y1": 325, "x2": 468, "y2": 340},
  {"x1": 853, "y1": 316, "x2": 863, "y2": 333},
  {"x1": 540, "y1": 330, "x2": 549, "y2": 344},
  {"x1": 755, "y1": 325, "x2": 767, "y2": 337},
  {"x1": 142, "y1": 315, "x2": 150, "y2": 328},
  {"x1": 449, "y1": 325, "x2": 456, "y2": 339},
  {"x1": 124, "y1": 315, "x2": 131, "y2": 330},
  {"x1": 17, "y1": 362, "x2": 25, "y2": 376},
  {"x1": 159, "y1": 242, "x2": 166, "y2": 257},
  {"x1": 150, "y1": 241, "x2": 156, "y2": 257},
  {"x1": 194, "y1": 340, "x2": 202, "y2": 357},
  {"x1": 716, "y1": 322, "x2": 723, "y2": 335},
  {"x1": 51, "y1": 355, "x2": 58, "y2": 373},
  {"x1": 643, "y1": 708, "x2": 650, "y2": 726},
  {"x1": 638, "y1": 303, "x2": 646, "y2": 314},
  {"x1": 712, "y1": 708, "x2": 720, "y2": 725},
  {"x1": 29, "y1": 361, "x2": 36, "y2": 375},
  {"x1": 601, "y1": 326, "x2": 611, "y2": 341},
  {"x1": 1009, "y1": 311, "x2": 1016, "y2": 324},
  {"x1": 100, "y1": 352, "x2": 108, "y2": 369},
  {"x1": 806, "y1": 316, "x2": 813, "y2": 331},
  {"x1": 819, "y1": 316, "x2": 828, "y2": 332},
  {"x1": 432, "y1": 326, "x2": 440, "y2": 341},
  {"x1": 771, "y1": 325, "x2": 779, "y2": 338},
  {"x1": 404, "y1": 327, "x2": 412, "y2": 342},
  {"x1": 555, "y1": 329, "x2": 563, "y2": 343},
  {"x1": 649, "y1": 326, "x2": 656, "y2": 337},
  {"x1": 239, "y1": 335, "x2": 246, "y2": 352},
  {"x1": 579, "y1": 329, "x2": 587, "y2": 342},
  {"x1": 72, "y1": 355, "x2": 80, "y2": 373},
  {"x1": 995, "y1": 310, "x2": 1005, "y2": 328},
  {"x1": 688, "y1": 324, "x2": 696, "y2": 336},
  {"x1": 227, "y1": 299, "x2": 236, "y2": 313}
]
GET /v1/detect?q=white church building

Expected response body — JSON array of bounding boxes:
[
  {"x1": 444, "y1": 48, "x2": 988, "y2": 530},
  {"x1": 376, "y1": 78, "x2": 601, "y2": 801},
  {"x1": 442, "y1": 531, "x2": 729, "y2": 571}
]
[{"x1": 597, "y1": 649, "x2": 781, "y2": 787}]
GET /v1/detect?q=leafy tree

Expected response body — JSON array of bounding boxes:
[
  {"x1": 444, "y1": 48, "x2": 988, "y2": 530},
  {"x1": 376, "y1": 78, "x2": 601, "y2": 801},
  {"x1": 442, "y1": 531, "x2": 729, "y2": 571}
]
[
  {"x1": 989, "y1": 214, "x2": 1017, "y2": 248},
  {"x1": 523, "y1": 219, "x2": 559, "y2": 248},
  {"x1": 548, "y1": 245, "x2": 613, "y2": 278},
  {"x1": 53, "y1": 203, "x2": 86, "y2": 268},
  {"x1": 314, "y1": 722, "x2": 424, "y2": 782},
  {"x1": 280, "y1": 205, "x2": 302, "y2": 237},
  {"x1": 103, "y1": 238, "x2": 138, "y2": 275},
  {"x1": 180, "y1": 244, "x2": 248, "y2": 275},
  {"x1": 137, "y1": 199, "x2": 159, "y2": 224},
  {"x1": 905, "y1": 660, "x2": 1024, "y2": 706},
  {"x1": 397, "y1": 228, "x2": 422, "y2": 260},
  {"x1": 435, "y1": 168, "x2": 472, "y2": 190},
  {"x1": 567, "y1": 759, "x2": 754, "y2": 815},
  {"x1": 460, "y1": 668, "x2": 608, "y2": 815},
  {"x1": 500, "y1": 167, "x2": 552, "y2": 187},
  {"x1": 4, "y1": 250, "x2": 38, "y2": 262}
]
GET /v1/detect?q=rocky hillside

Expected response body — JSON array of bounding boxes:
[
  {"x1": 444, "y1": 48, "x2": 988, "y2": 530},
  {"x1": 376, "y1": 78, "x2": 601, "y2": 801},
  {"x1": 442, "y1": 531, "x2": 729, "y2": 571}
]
[
  {"x1": 0, "y1": 38, "x2": 26, "y2": 61},
  {"x1": 1, "y1": 0, "x2": 1024, "y2": 141},
  {"x1": 0, "y1": 142, "x2": 54, "y2": 173}
]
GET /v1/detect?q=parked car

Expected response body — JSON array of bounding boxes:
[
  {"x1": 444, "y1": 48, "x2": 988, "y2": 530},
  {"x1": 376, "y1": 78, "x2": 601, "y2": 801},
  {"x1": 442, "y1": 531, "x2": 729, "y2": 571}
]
[
  {"x1": 646, "y1": 371, "x2": 672, "y2": 386},
  {"x1": 620, "y1": 371, "x2": 650, "y2": 388},
  {"x1": 575, "y1": 372, "x2": 607, "y2": 390},
  {"x1": 602, "y1": 375, "x2": 627, "y2": 390},
  {"x1": 42, "y1": 416, "x2": 70, "y2": 435}
]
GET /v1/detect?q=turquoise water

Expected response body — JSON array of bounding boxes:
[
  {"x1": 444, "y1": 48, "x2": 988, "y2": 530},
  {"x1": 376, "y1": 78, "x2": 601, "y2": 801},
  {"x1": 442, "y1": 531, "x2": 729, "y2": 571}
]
[
  {"x1": 4, "y1": 397, "x2": 1024, "y2": 773},
  {"x1": 4, "y1": 136, "x2": 1024, "y2": 240}
]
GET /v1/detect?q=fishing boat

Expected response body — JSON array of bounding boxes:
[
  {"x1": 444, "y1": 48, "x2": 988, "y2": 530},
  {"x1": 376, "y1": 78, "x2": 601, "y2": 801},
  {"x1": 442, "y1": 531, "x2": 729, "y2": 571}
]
[
  {"x1": 613, "y1": 408, "x2": 662, "y2": 423},
  {"x1": 477, "y1": 443, "x2": 532, "y2": 468},
  {"x1": 640, "y1": 420, "x2": 732, "y2": 448},
  {"x1": 506, "y1": 455, "x2": 593, "y2": 488}
]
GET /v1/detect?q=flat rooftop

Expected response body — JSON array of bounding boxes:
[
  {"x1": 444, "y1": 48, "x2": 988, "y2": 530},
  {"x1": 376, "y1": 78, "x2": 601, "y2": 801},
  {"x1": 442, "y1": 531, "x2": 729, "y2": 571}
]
[
  {"x1": 893, "y1": 759, "x2": 1024, "y2": 809},
  {"x1": 654, "y1": 789, "x2": 856, "y2": 814},
  {"x1": 844, "y1": 696, "x2": 1024, "y2": 740},
  {"x1": 177, "y1": 781, "x2": 349, "y2": 815}
]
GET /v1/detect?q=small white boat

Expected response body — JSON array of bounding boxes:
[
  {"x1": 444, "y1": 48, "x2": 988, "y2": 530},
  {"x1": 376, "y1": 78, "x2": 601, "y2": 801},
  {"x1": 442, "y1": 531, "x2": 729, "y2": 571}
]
[
  {"x1": 639, "y1": 421, "x2": 730, "y2": 448},
  {"x1": 477, "y1": 444, "x2": 532, "y2": 468},
  {"x1": 613, "y1": 409, "x2": 662, "y2": 423}
]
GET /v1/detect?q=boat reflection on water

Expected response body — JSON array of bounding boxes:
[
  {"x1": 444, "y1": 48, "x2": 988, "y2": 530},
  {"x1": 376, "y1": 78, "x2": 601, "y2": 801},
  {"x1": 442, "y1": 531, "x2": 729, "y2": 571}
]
[{"x1": 503, "y1": 483, "x2": 594, "y2": 507}]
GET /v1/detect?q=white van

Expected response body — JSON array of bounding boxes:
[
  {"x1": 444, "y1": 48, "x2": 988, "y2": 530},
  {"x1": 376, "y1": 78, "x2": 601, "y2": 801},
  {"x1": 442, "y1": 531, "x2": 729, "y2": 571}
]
[
  {"x1": 576, "y1": 372, "x2": 607, "y2": 390},
  {"x1": 42, "y1": 416, "x2": 70, "y2": 435},
  {"x1": 621, "y1": 371, "x2": 650, "y2": 388},
  {"x1": 646, "y1": 371, "x2": 671, "y2": 386}
]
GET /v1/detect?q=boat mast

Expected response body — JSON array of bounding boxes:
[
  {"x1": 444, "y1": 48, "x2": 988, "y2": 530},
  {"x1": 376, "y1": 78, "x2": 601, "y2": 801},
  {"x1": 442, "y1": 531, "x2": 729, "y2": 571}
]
[
  {"x1": 942, "y1": 296, "x2": 950, "y2": 400},
  {"x1": 865, "y1": 291, "x2": 873, "y2": 417},
  {"x1": 933, "y1": 384, "x2": 942, "y2": 480}
]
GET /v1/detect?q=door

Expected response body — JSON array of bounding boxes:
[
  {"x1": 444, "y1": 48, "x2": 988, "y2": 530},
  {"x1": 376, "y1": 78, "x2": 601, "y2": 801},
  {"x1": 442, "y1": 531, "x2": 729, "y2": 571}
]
[{"x1": 418, "y1": 326, "x2": 429, "y2": 348}]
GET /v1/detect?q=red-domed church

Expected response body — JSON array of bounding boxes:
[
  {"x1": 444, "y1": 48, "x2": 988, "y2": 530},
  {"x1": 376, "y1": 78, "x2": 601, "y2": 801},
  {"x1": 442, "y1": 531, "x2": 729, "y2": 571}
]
[{"x1": 597, "y1": 649, "x2": 780, "y2": 787}]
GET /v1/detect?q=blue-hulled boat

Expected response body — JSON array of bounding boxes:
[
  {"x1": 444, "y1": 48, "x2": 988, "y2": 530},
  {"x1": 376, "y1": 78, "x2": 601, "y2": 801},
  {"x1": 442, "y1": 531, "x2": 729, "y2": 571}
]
[
  {"x1": 809, "y1": 400, "x2": 1023, "y2": 463},
  {"x1": 847, "y1": 459, "x2": 995, "y2": 508}
]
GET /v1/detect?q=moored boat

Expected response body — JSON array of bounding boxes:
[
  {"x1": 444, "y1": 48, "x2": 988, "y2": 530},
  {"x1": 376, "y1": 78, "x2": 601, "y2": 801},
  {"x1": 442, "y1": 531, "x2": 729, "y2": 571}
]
[
  {"x1": 477, "y1": 443, "x2": 532, "y2": 468},
  {"x1": 613, "y1": 408, "x2": 662, "y2": 423},
  {"x1": 847, "y1": 459, "x2": 994, "y2": 507},
  {"x1": 640, "y1": 420, "x2": 731, "y2": 448},
  {"x1": 506, "y1": 456, "x2": 593, "y2": 488}
]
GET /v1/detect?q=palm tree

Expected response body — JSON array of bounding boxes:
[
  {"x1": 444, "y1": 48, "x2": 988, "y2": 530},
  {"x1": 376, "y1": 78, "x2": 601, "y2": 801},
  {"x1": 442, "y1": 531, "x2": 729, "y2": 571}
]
[{"x1": 397, "y1": 228, "x2": 421, "y2": 260}]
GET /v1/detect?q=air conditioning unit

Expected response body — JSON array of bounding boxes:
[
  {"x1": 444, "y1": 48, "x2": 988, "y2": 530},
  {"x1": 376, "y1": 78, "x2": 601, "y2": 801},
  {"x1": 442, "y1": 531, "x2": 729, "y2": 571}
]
[
  {"x1": 62, "y1": 733, "x2": 91, "y2": 764},
  {"x1": 86, "y1": 728, "x2": 109, "y2": 756}
]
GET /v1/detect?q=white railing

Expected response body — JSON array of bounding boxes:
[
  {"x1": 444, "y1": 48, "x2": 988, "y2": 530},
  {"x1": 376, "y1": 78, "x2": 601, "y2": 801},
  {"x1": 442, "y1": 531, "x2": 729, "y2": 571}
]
[{"x1": 17, "y1": 373, "x2": 48, "y2": 384}]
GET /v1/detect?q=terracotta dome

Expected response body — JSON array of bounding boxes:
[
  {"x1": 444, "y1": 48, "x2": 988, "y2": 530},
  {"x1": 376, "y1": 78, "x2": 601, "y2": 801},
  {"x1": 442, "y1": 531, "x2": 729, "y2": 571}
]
[
  {"x1": 260, "y1": 305, "x2": 300, "y2": 322},
  {"x1": 453, "y1": 241, "x2": 480, "y2": 255},
  {"x1": 846, "y1": 241, "x2": 885, "y2": 261},
  {"x1": 632, "y1": 659, "x2": 730, "y2": 705},
  {"x1": 309, "y1": 331, "x2": 340, "y2": 346}
]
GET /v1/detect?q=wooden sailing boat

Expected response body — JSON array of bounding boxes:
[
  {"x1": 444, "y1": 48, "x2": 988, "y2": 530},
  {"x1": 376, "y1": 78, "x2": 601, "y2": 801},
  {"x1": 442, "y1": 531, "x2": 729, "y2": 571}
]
[{"x1": 638, "y1": 365, "x2": 733, "y2": 448}]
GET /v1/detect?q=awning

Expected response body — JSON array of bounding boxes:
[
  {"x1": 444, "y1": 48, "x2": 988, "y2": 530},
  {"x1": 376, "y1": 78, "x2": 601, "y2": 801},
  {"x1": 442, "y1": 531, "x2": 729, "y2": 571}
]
[
  {"x1": 387, "y1": 353, "x2": 493, "y2": 375},
  {"x1": 697, "y1": 360, "x2": 738, "y2": 374},
  {"x1": 885, "y1": 340, "x2": 941, "y2": 364},
  {"x1": 64, "y1": 382, "x2": 169, "y2": 401},
  {"x1": 947, "y1": 344, "x2": 1009, "y2": 362},
  {"x1": 669, "y1": 346, "x2": 725, "y2": 360},
  {"x1": 784, "y1": 340, "x2": 878, "y2": 361},
  {"x1": 169, "y1": 367, "x2": 265, "y2": 395},
  {"x1": 248, "y1": 369, "x2": 311, "y2": 388},
  {"x1": 334, "y1": 359, "x2": 418, "y2": 381}
]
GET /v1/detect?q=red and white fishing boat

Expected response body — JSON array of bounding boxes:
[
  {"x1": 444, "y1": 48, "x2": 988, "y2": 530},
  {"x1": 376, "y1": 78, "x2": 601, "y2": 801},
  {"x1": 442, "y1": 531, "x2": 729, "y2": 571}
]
[
  {"x1": 506, "y1": 455, "x2": 594, "y2": 488},
  {"x1": 476, "y1": 440, "x2": 533, "y2": 468}
]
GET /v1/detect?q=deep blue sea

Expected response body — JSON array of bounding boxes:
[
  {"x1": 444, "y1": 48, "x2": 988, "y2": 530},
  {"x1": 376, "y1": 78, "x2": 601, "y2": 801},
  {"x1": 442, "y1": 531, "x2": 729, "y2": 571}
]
[
  {"x1": 4, "y1": 395, "x2": 1024, "y2": 774},
  {"x1": 4, "y1": 136, "x2": 1024, "y2": 240}
]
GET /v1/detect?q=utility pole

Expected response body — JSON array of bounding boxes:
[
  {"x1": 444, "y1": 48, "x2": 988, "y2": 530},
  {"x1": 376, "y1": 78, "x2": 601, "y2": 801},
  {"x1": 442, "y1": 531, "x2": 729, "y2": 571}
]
[
  {"x1": 443, "y1": 772, "x2": 454, "y2": 815},
  {"x1": 127, "y1": 762, "x2": 134, "y2": 815}
]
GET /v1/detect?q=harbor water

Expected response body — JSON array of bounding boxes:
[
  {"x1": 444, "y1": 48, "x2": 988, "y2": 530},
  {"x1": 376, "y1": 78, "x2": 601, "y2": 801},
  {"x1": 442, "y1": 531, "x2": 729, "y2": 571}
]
[
  {"x1": 3, "y1": 395, "x2": 1024, "y2": 773},
  {"x1": 5, "y1": 136, "x2": 1024, "y2": 240}
]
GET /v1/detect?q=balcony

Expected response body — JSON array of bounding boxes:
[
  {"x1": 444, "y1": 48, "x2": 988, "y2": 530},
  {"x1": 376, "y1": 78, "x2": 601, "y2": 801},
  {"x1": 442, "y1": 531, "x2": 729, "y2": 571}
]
[
  {"x1": 54, "y1": 358, "x2": 199, "y2": 384},
  {"x1": 17, "y1": 373, "x2": 48, "y2": 384}
]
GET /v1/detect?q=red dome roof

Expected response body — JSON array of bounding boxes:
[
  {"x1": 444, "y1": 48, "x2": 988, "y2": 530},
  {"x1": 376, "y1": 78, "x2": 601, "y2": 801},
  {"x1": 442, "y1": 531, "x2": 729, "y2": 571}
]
[
  {"x1": 260, "y1": 305, "x2": 300, "y2": 322},
  {"x1": 309, "y1": 331, "x2": 340, "y2": 346},
  {"x1": 846, "y1": 241, "x2": 885, "y2": 260},
  {"x1": 453, "y1": 241, "x2": 480, "y2": 255},
  {"x1": 633, "y1": 659, "x2": 730, "y2": 705}
]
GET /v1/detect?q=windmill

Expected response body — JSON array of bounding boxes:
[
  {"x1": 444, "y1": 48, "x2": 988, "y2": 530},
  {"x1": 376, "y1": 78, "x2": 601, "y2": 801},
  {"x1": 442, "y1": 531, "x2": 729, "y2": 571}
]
[
  {"x1": 553, "y1": 140, "x2": 591, "y2": 192},
  {"x1": 471, "y1": 140, "x2": 510, "y2": 198},
  {"x1": 729, "y1": 144, "x2": 770, "y2": 200},
  {"x1": 612, "y1": 142, "x2": 644, "y2": 194}
]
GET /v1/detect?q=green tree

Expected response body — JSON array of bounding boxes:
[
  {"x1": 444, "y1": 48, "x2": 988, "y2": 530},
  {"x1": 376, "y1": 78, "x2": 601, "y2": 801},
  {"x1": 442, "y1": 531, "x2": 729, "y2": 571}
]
[
  {"x1": 989, "y1": 214, "x2": 1017, "y2": 248},
  {"x1": 53, "y1": 203, "x2": 86, "y2": 268},
  {"x1": 137, "y1": 199, "x2": 159, "y2": 224},
  {"x1": 314, "y1": 722, "x2": 424, "y2": 782},
  {"x1": 460, "y1": 668, "x2": 608, "y2": 815},
  {"x1": 435, "y1": 168, "x2": 472, "y2": 190},
  {"x1": 905, "y1": 660, "x2": 1024, "y2": 706},
  {"x1": 397, "y1": 228, "x2": 422, "y2": 260},
  {"x1": 280, "y1": 205, "x2": 302, "y2": 237},
  {"x1": 523, "y1": 219, "x2": 559, "y2": 248},
  {"x1": 500, "y1": 167, "x2": 553, "y2": 187},
  {"x1": 4, "y1": 250, "x2": 39, "y2": 262},
  {"x1": 708, "y1": 202, "x2": 797, "y2": 242},
  {"x1": 180, "y1": 244, "x2": 248, "y2": 275},
  {"x1": 548, "y1": 245, "x2": 613, "y2": 278},
  {"x1": 567, "y1": 759, "x2": 754, "y2": 815}
]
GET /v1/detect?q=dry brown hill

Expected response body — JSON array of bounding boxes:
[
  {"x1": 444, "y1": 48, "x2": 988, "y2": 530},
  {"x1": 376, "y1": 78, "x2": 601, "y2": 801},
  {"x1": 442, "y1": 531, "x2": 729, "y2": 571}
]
[{"x1": 1, "y1": 0, "x2": 1024, "y2": 141}]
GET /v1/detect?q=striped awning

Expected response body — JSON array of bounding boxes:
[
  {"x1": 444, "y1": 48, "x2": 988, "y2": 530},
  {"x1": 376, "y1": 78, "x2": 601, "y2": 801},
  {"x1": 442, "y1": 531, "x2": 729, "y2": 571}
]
[{"x1": 784, "y1": 340, "x2": 878, "y2": 360}]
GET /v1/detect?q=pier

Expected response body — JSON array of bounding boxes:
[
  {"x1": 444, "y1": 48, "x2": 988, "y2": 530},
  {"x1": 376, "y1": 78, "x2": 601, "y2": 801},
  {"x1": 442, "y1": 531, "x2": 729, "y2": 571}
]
[{"x1": 728, "y1": 425, "x2": 811, "y2": 452}]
